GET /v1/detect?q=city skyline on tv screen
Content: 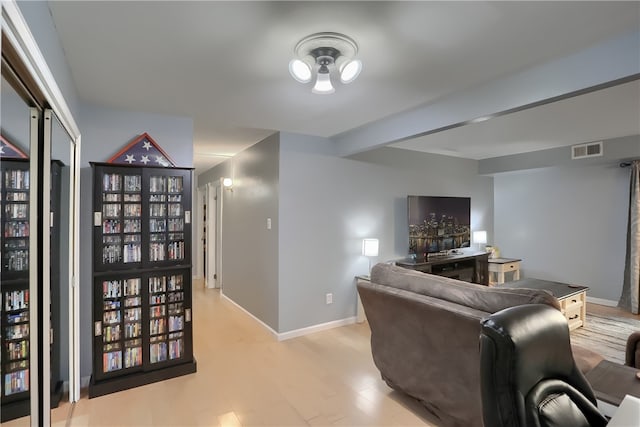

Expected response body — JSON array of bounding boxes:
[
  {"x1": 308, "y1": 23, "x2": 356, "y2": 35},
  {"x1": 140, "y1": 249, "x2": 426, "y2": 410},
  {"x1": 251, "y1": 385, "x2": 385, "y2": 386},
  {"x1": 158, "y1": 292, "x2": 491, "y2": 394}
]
[{"x1": 407, "y1": 195, "x2": 471, "y2": 255}]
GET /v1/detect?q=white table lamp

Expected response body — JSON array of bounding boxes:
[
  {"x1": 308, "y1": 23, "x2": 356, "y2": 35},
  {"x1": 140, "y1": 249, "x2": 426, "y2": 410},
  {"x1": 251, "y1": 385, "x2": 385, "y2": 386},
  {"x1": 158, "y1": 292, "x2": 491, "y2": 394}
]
[
  {"x1": 473, "y1": 230, "x2": 487, "y2": 250},
  {"x1": 362, "y1": 238, "x2": 379, "y2": 273}
]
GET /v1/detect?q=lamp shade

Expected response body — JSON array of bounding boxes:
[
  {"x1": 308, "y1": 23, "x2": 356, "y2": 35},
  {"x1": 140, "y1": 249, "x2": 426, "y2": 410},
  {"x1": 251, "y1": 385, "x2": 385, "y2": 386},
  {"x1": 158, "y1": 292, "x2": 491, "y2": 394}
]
[
  {"x1": 312, "y1": 69, "x2": 335, "y2": 94},
  {"x1": 288, "y1": 59, "x2": 312, "y2": 83},
  {"x1": 339, "y1": 59, "x2": 362, "y2": 83},
  {"x1": 362, "y1": 238, "x2": 379, "y2": 257},
  {"x1": 473, "y1": 231, "x2": 487, "y2": 245}
]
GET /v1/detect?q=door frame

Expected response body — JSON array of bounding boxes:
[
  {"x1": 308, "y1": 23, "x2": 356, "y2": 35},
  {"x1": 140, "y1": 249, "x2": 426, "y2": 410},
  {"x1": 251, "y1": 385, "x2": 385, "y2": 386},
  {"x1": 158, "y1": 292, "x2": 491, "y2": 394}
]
[
  {"x1": 205, "y1": 182, "x2": 220, "y2": 288},
  {"x1": 2, "y1": 0, "x2": 83, "y2": 410},
  {"x1": 216, "y1": 180, "x2": 224, "y2": 290},
  {"x1": 195, "y1": 186, "x2": 205, "y2": 280}
]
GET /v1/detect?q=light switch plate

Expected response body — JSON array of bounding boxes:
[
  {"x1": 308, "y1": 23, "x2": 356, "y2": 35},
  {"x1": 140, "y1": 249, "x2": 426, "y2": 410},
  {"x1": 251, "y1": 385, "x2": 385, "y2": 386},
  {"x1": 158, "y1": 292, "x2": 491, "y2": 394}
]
[
  {"x1": 185, "y1": 211, "x2": 191, "y2": 224},
  {"x1": 94, "y1": 211, "x2": 102, "y2": 226}
]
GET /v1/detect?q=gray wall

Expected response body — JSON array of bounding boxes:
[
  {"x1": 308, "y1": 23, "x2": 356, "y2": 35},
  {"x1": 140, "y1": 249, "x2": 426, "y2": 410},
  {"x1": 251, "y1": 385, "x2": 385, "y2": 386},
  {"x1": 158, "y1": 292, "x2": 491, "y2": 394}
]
[
  {"x1": 197, "y1": 133, "x2": 280, "y2": 330},
  {"x1": 494, "y1": 161, "x2": 631, "y2": 302},
  {"x1": 78, "y1": 104, "x2": 193, "y2": 168},
  {"x1": 278, "y1": 139, "x2": 494, "y2": 332},
  {"x1": 349, "y1": 147, "x2": 495, "y2": 245},
  {"x1": 198, "y1": 135, "x2": 493, "y2": 334},
  {"x1": 78, "y1": 103, "x2": 193, "y2": 376},
  {"x1": 480, "y1": 135, "x2": 640, "y2": 174},
  {"x1": 197, "y1": 160, "x2": 230, "y2": 188}
]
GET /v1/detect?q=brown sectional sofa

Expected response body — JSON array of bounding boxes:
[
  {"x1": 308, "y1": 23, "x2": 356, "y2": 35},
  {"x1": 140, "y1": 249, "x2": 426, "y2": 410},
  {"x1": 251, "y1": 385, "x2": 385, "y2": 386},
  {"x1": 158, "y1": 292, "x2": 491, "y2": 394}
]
[
  {"x1": 626, "y1": 331, "x2": 640, "y2": 368},
  {"x1": 357, "y1": 262, "x2": 603, "y2": 427}
]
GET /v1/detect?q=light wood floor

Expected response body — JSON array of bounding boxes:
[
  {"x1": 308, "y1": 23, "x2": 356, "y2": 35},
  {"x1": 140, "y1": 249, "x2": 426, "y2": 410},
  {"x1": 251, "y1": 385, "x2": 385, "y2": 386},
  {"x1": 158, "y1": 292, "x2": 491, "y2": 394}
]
[
  {"x1": 586, "y1": 301, "x2": 640, "y2": 321},
  {"x1": 5, "y1": 285, "x2": 638, "y2": 426},
  {"x1": 38, "y1": 280, "x2": 439, "y2": 426}
]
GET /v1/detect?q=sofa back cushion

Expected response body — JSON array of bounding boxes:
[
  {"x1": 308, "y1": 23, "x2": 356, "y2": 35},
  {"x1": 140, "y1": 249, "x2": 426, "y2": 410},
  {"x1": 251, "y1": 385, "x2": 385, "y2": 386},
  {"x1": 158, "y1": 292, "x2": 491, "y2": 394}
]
[{"x1": 371, "y1": 262, "x2": 560, "y2": 314}]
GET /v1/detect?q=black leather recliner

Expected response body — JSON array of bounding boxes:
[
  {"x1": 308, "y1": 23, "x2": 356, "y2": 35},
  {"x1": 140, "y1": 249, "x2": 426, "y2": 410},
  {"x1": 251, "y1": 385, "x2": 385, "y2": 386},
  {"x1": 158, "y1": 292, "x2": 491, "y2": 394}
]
[{"x1": 480, "y1": 304, "x2": 608, "y2": 427}]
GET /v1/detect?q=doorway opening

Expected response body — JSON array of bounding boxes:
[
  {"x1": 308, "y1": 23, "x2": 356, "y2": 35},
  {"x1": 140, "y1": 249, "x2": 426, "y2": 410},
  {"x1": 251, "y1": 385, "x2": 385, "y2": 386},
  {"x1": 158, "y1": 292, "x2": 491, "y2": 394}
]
[{"x1": 200, "y1": 182, "x2": 222, "y2": 289}]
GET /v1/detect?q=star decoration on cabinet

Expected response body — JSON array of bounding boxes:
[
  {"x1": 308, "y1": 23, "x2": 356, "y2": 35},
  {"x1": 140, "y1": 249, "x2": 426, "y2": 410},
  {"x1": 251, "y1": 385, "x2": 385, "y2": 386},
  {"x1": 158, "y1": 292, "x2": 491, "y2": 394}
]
[{"x1": 108, "y1": 133, "x2": 176, "y2": 167}]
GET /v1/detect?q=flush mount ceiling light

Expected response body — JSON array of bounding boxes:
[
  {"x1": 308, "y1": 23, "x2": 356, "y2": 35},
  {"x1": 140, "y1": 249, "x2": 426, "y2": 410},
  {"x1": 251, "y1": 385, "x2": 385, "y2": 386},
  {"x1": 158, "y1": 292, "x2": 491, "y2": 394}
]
[{"x1": 288, "y1": 32, "x2": 362, "y2": 94}]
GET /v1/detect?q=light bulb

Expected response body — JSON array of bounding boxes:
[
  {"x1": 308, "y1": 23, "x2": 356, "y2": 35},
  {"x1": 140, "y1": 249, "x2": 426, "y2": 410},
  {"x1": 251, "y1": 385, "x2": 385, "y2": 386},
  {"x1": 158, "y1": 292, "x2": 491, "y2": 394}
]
[
  {"x1": 340, "y1": 59, "x2": 362, "y2": 83},
  {"x1": 312, "y1": 68, "x2": 334, "y2": 94},
  {"x1": 288, "y1": 59, "x2": 312, "y2": 83}
]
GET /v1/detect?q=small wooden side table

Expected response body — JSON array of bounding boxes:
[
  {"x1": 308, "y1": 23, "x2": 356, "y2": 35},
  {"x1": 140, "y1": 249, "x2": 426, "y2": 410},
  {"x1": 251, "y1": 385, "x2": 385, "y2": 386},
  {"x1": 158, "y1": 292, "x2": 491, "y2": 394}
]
[
  {"x1": 488, "y1": 258, "x2": 521, "y2": 285},
  {"x1": 505, "y1": 278, "x2": 588, "y2": 330}
]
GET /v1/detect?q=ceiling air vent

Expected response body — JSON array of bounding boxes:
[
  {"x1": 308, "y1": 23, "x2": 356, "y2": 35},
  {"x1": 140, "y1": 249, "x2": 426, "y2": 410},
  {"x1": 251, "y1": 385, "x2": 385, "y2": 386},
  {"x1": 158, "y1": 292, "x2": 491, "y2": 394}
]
[{"x1": 571, "y1": 141, "x2": 603, "y2": 159}]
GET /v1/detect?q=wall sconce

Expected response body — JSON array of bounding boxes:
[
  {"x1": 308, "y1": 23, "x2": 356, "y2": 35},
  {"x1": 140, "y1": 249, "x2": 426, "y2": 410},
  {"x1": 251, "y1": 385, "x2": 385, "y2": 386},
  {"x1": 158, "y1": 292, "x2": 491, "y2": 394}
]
[
  {"x1": 473, "y1": 230, "x2": 487, "y2": 250},
  {"x1": 362, "y1": 238, "x2": 379, "y2": 274},
  {"x1": 222, "y1": 178, "x2": 233, "y2": 191}
]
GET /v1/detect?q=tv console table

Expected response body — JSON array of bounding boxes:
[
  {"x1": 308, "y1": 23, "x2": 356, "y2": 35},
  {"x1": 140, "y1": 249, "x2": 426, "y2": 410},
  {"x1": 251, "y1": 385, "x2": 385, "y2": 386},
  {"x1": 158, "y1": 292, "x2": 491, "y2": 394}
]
[{"x1": 395, "y1": 251, "x2": 489, "y2": 285}]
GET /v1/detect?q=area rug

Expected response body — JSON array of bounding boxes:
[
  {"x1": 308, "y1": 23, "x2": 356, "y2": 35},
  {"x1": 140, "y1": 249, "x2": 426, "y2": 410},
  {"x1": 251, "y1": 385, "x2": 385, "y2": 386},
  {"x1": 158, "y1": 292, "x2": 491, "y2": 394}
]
[{"x1": 570, "y1": 313, "x2": 640, "y2": 364}]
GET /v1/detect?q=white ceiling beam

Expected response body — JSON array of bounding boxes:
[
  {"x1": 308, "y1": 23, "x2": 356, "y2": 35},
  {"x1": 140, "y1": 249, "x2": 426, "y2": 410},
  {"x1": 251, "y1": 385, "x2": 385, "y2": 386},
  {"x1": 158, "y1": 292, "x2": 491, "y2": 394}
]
[{"x1": 332, "y1": 30, "x2": 640, "y2": 157}]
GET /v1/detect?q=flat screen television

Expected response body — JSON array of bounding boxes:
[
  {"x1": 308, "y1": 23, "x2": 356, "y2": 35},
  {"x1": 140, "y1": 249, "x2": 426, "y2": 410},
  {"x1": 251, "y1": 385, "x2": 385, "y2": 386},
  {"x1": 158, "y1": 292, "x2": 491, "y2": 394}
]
[{"x1": 407, "y1": 195, "x2": 471, "y2": 255}]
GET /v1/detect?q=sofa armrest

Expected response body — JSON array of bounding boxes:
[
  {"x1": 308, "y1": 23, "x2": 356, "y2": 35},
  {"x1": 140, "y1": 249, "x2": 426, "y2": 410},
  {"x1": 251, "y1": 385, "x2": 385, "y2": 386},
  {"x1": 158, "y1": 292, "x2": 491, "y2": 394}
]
[{"x1": 625, "y1": 331, "x2": 640, "y2": 368}]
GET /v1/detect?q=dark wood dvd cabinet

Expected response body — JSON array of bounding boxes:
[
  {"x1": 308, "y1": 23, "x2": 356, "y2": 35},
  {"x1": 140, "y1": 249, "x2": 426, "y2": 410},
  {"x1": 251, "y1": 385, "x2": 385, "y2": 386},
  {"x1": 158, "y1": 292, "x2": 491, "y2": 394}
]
[{"x1": 89, "y1": 163, "x2": 196, "y2": 398}]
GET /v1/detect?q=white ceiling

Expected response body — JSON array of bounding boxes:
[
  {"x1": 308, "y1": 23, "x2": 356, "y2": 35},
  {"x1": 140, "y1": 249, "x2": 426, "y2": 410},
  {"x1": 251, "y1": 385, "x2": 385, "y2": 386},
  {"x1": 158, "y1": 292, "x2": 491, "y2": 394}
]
[
  {"x1": 392, "y1": 79, "x2": 640, "y2": 159},
  {"x1": 47, "y1": 1, "x2": 640, "y2": 172}
]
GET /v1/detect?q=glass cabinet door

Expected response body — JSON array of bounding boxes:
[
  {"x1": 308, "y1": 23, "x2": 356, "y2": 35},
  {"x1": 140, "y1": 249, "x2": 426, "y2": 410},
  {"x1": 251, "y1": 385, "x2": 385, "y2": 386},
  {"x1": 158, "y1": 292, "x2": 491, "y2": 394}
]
[
  {"x1": 94, "y1": 275, "x2": 143, "y2": 381},
  {"x1": 144, "y1": 169, "x2": 191, "y2": 267},
  {"x1": 94, "y1": 167, "x2": 143, "y2": 271},
  {"x1": 148, "y1": 275, "x2": 168, "y2": 364},
  {"x1": 148, "y1": 270, "x2": 191, "y2": 366}
]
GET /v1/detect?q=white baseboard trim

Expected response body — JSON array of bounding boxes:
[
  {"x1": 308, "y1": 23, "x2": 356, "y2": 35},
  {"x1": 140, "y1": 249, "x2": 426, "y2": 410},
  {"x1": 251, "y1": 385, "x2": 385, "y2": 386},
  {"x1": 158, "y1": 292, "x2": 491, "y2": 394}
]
[
  {"x1": 220, "y1": 292, "x2": 357, "y2": 342},
  {"x1": 586, "y1": 296, "x2": 618, "y2": 307},
  {"x1": 277, "y1": 317, "x2": 357, "y2": 341},
  {"x1": 220, "y1": 292, "x2": 279, "y2": 339}
]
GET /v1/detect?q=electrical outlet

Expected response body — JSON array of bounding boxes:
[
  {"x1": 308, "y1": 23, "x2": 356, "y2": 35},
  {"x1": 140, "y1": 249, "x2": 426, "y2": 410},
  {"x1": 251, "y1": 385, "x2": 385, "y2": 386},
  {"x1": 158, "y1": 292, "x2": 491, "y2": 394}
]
[{"x1": 326, "y1": 293, "x2": 333, "y2": 304}]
